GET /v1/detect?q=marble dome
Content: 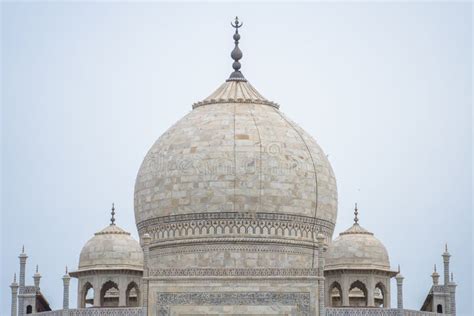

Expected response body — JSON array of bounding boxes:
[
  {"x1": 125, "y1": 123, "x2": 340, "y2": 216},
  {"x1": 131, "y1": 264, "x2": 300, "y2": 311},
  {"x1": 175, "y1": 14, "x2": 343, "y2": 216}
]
[
  {"x1": 134, "y1": 80, "x2": 338, "y2": 241},
  {"x1": 77, "y1": 224, "x2": 143, "y2": 272},
  {"x1": 325, "y1": 222, "x2": 391, "y2": 271}
]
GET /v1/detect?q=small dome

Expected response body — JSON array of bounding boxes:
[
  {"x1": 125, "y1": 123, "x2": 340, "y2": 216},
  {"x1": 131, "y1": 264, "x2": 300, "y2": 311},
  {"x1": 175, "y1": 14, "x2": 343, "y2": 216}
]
[
  {"x1": 78, "y1": 224, "x2": 143, "y2": 271},
  {"x1": 325, "y1": 223, "x2": 391, "y2": 271}
]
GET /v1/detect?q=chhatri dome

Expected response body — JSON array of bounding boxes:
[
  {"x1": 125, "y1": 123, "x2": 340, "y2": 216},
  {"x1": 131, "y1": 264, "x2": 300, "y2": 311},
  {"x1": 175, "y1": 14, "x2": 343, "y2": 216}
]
[
  {"x1": 325, "y1": 204, "x2": 391, "y2": 271},
  {"x1": 134, "y1": 18, "x2": 338, "y2": 273},
  {"x1": 77, "y1": 204, "x2": 143, "y2": 272}
]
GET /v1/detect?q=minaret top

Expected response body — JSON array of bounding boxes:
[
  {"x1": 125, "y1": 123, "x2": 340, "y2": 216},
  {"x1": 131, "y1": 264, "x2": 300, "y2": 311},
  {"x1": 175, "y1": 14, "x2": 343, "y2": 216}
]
[
  {"x1": 396, "y1": 264, "x2": 404, "y2": 279},
  {"x1": 110, "y1": 203, "x2": 116, "y2": 226},
  {"x1": 34, "y1": 265, "x2": 41, "y2": 277},
  {"x1": 443, "y1": 243, "x2": 451, "y2": 257},
  {"x1": 227, "y1": 16, "x2": 247, "y2": 82},
  {"x1": 10, "y1": 273, "x2": 18, "y2": 288},
  {"x1": 19, "y1": 245, "x2": 27, "y2": 258}
]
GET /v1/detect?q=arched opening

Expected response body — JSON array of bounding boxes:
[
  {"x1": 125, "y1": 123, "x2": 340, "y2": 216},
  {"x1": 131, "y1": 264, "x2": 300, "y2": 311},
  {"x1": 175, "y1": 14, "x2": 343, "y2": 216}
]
[
  {"x1": 328, "y1": 281, "x2": 342, "y2": 307},
  {"x1": 349, "y1": 280, "x2": 368, "y2": 307},
  {"x1": 126, "y1": 282, "x2": 140, "y2": 307},
  {"x1": 100, "y1": 280, "x2": 119, "y2": 307},
  {"x1": 374, "y1": 282, "x2": 386, "y2": 307},
  {"x1": 83, "y1": 282, "x2": 94, "y2": 308},
  {"x1": 26, "y1": 305, "x2": 33, "y2": 314},
  {"x1": 437, "y1": 304, "x2": 443, "y2": 313}
]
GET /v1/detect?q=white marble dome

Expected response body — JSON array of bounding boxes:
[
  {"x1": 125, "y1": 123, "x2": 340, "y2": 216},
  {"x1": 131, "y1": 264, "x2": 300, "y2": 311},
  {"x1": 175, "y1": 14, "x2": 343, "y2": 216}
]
[
  {"x1": 325, "y1": 222, "x2": 391, "y2": 271},
  {"x1": 134, "y1": 80, "x2": 338, "y2": 240},
  {"x1": 77, "y1": 224, "x2": 143, "y2": 272}
]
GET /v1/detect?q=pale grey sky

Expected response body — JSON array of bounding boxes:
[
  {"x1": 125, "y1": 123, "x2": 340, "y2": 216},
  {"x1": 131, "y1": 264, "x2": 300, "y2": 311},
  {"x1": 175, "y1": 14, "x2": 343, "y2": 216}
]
[{"x1": 1, "y1": 2, "x2": 472, "y2": 315}]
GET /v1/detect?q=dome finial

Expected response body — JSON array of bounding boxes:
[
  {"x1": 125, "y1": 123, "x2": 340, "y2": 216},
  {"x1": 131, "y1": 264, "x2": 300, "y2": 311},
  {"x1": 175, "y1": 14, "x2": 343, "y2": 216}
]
[
  {"x1": 227, "y1": 16, "x2": 247, "y2": 82},
  {"x1": 110, "y1": 203, "x2": 116, "y2": 225},
  {"x1": 354, "y1": 203, "x2": 359, "y2": 224}
]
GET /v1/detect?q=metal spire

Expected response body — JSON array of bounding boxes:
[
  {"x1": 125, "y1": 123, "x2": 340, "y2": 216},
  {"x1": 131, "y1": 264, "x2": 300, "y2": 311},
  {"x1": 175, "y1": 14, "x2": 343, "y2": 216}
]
[
  {"x1": 354, "y1": 203, "x2": 359, "y2": 224},
  {"x1": 13, "y1": 273, "x2": 17, "y2": 283},
  {"x1": 36, "y1": 265, "x2": 38, "y2": 273},
  {"x1": 434, "y1": 264, "x2": 437, "y2": 272},
  {"x1": 110, "y1": 203, "x2": 116, "y2": 225},
  {"x1": 22, "y1": 245, "x2": 24, "y2": 253},
  {"x1": 227, "y1": 16, "x2": 247, "y2": 82}
]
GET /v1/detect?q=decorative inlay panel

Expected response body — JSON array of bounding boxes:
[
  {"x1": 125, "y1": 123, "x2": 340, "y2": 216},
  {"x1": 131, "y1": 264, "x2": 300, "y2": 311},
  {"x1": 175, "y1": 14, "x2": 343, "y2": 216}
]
[
  {"x1": 149, "y1": 268, "x2": 319, "y2": 277},
  {"x1": 150, "y1": 243, "x2": 313, "y2": 258},
  {"x1": 138, "y1": 212, "x2": 334, "y2": 245},
  {"x1": 156, "y1": 292, "x2": 311, "y2": 316}
]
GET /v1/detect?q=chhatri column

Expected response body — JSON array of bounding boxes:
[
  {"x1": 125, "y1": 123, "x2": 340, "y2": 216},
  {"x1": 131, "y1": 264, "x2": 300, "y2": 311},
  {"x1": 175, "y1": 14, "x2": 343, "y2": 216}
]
[
  {"x1": 10, "y1": 274, "x2": 19, "y2": 316},
  {"x1": 395, "y1": 266, "x2": 404, "y2": 310},
  {"x1": 62, "y1": 267, "x2": 71, "y2": 315},
  {"x1": 93, "y1": 279, "x2": 101, "y2": 307},
  {"x1": 316, "y1": 233, "x2": 326, "y2": 316},
  {"x1": 367, "y1": 275, "x2": 375, "y2": 307},
  {"x1": 142, "y1": 233, "x2": 151, "y2": 316},
  {"x1": 341, "y1": 276, "x2": 350, "y2": 306}
]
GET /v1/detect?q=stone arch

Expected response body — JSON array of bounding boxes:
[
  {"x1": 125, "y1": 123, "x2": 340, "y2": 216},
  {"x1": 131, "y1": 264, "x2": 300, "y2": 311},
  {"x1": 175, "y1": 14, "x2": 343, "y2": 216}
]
[
  {"x1": 26, "y1": 305, "x2": 33, "y2": 314},
  {"x1": 100, "y1": 280, "x2": 119, "y2": 307},
  {"x1": 126, "y1": 281, "x2": 140, "y2": 307},
  {"x1": 374, "y1": 281, "x2": 386, "y2": 307},
  {"x1": 328, "y1": 281, "x2": 343, "y2": 307},
  {"x1": 82, "y1": 282, "x2": 94, "y2": 308},
  {"x1": 349, "y1": 280, "x2": 368, "y2": 307}
]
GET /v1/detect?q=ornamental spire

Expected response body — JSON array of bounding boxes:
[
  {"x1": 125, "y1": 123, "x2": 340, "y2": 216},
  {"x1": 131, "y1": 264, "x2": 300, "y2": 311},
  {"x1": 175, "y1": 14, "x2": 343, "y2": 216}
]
[
  {"x1": 354, "y1": 203, "x2": 359, "y2": 224},
  {"x1": 227, "y1": 16, "x2": 247, "y2": 82},
  {"x1": 110, "y1": 203, "x2": 116, "y2": 226}
]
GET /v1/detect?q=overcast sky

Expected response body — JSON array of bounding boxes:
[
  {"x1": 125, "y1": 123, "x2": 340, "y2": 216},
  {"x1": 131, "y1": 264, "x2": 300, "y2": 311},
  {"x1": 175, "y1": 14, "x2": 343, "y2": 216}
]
[{"x1": 1, "y1": 2, "x2": 472, "y2": 315}]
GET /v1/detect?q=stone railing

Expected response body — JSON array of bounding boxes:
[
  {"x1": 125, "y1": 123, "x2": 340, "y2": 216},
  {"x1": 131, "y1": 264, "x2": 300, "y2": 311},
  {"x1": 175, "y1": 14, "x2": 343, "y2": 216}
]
[
  {"x1": 326, "y1": 308, "x2": 444, "y2": 316},
  {"x1": 37, "y1": 307, "x2": 145, "y2": 316}
]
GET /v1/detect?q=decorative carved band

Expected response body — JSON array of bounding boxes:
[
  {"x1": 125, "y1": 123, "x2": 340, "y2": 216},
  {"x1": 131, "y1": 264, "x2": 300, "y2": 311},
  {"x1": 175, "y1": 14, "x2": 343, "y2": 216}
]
[
  {"x1": 192, "y1": 98, "x2": 280, "y2": 109},
  {"x1": 137, "y1": 212, "x2": 335, "y2": 244},
  {"x1": 156, "y1": 292, "x2": 311, "y2": 316},
  {"x1": 149, "y1": 243, "x2": 313, "y2": 257},
  {"x1": 149, "y1": 268, "x2": 319, "y2": 277}
]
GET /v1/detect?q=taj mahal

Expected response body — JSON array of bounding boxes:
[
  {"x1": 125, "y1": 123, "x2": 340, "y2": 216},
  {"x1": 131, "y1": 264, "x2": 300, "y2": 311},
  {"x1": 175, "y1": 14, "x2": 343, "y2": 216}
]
[{"x1": 8, "y1": 18, "x2": 458, "y2": 316}]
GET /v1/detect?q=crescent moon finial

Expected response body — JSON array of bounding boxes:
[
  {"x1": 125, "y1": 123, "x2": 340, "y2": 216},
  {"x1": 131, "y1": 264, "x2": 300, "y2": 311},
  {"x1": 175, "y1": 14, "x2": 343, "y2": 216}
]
[{"x1": 227, "y1": 16, "x2": 247, "y2": 82}]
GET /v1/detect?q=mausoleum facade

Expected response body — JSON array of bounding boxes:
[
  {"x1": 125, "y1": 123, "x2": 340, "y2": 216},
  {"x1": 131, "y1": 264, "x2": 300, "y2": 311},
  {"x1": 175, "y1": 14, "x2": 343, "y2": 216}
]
[{"x1": 8, "y1": 18, "x2": 457, "y2": 316}]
